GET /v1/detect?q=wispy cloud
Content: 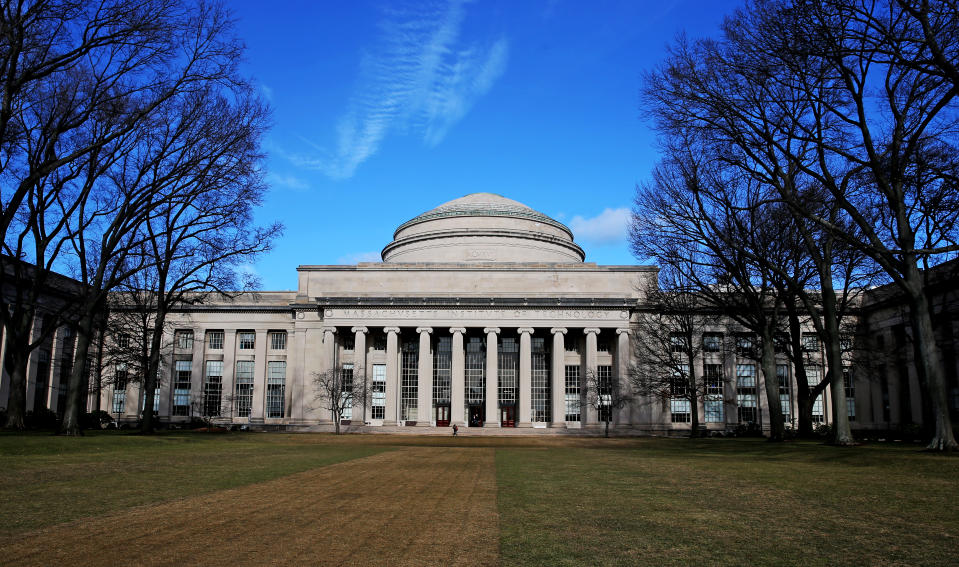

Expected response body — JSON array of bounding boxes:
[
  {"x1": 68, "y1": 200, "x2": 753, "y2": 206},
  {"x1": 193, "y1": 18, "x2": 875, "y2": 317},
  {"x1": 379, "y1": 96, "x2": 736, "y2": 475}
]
[
  {"x1": 266, "y1": 172, "x2": 310, "y2": 191},
  {"x1": 260, "y1": 84, "x2": 274, "y2": 101},
  {"x1": 338, "y1": 251, "x2": 382, "y2": 264},
  {"x1": 570, "y1": 207, "x2": 631, "y2": 246},
  {"x1": 296, "y1": 0, "x2": 508, "y2": 179}
]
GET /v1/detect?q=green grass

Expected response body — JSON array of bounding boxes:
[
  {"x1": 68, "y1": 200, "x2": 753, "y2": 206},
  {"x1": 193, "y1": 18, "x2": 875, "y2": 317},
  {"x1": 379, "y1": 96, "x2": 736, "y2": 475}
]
[
  {"x1": 496, "y1": 438, "x2": 959, "y2": 566},
  {"x1": 0, "y1": 431, "x2": 386, "y2": 537}
]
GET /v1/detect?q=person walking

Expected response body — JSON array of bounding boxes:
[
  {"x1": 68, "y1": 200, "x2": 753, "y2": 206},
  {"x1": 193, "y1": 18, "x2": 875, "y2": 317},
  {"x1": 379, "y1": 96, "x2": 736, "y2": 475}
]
[{"x1": 452, "y1": 424, "x2": 459, "y2": 436}]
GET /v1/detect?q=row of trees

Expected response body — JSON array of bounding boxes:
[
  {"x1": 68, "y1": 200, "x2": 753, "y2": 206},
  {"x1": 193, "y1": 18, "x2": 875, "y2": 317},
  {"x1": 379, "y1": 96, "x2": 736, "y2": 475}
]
[
  {"x1": 1, "y1": 1, "x2": 280, "y2": 434},
  {"x1": 630, "y1": 0, "x2": 958, "y2": 450}
]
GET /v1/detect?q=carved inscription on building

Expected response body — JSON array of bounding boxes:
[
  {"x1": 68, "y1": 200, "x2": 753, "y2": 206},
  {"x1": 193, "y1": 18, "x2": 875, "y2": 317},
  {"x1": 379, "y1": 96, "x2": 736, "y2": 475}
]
[{"x1": 324, "y1": 308, "x2": 629, "y2": 321}]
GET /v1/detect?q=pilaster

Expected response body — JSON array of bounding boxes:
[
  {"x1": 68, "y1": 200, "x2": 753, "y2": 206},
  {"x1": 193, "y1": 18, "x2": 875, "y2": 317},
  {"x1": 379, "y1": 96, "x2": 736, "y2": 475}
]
[
  {"x1": 384, "y1": 327, "x2": 400, "y2": 426},
  {"x1": 518, "y1": 328, "x2": 533, "y2": 427},
  {"x1": 450, "y1": 328, "x2": 466, "y2": 426},
  {"x1": 550, "y1": 328, "x2": 567, "y2": 427},
  {"x1": 352, "y1": 327, "x2": 368, "y2": 423},
  {"x1": 484, "y1": 327, "x2": 500, "y2": 427},
  {"x1": 416, "y1": 327, "x2": 433, "y2": 425}
]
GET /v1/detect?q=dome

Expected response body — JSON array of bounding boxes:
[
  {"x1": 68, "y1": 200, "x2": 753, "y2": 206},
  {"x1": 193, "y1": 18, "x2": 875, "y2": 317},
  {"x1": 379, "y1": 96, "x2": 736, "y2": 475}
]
[{"x1": 382, "y1": 193, "x2": 585, "y2": 263}]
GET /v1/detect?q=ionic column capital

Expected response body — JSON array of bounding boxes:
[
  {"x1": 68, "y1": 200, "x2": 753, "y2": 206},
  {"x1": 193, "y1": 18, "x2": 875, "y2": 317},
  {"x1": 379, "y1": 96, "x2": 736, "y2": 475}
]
[
  {"x1": 383, "y1": 327, "x2": 400, "y2": 335},
  {"x1": 416, "y1": 327, "x2": 433, "y2": 334},
  {"x1": 616, "y1": 328, "x2": 631, "y2": 335},
  {"x1": 583, "y1": 328, "x2": 601, "y2": 335},
  {"x1": 517, "y1": 327, "x2": 534, "y2": 335},
  {"x1": 322, "y1": 326, "x2": 337, "y2": 334},
  {"x1": 351, "y1": 326, "x2": 368, "y2": 334},
  {"x1": 550, "y1": 327, "x2": 568, "y2": 335},
  {"x1": 483, "y1": 327, "x2": 500, "y2": 335},
  {"x1": 449, "y1": 327, "x2": 466, "y2": 335}
]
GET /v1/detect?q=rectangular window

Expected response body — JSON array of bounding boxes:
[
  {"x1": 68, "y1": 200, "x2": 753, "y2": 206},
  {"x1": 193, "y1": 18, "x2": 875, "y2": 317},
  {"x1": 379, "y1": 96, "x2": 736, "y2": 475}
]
[
  {"x1": 341, "y1": 335, "x2": 355, "y2": 351},
  {"x1": 371, "y1": 364, "x2": 386, "y2": 420},
  {"x1": 736, "y1": 334, "x2": 755, "y2": 358},
  {"x1": 173, "y1": 360, "x2": 192, "y2": 416},
  {"x1": 235, "y1": 360, "x2": 255, "y2": 417},
  {"x1": 498, "y1": 337, "x2": 518, "y2": 408},
  {"x1": 670, "y1": 333, "x2": 686, "y2": 354},
  {"x1": 465, "y1": 337, "x2": 485, "y2": 408},
  {"x1": 34, "y1": 349, "x2": 50, "y2": 413},
  {"x1": 207, "y1": 330, "x2": 224, "y2": 350},
  {"x1": 777, "y1": 364, "x2": 791, "y2": 424},
  {"x1": 269, "y1": 331, "x2": 287, "y2": 350},
  {"x1": 267, "y1": 361, "x2": 286, "y2": 418},
  {"x1": 401, "y1": 340, "x2": 419, "y2": 421},
  {"x1": 531, "y1": 337, "x2": 550, "y2": 422},
  {"x1": 844, "y1": 367, "x2": 856, "y2": 421},
  {"x1": 565, "y1": 365, "x2": 581, "y2": 422},
  {"x1": 703, "y1": 333, "x2": 722, "y2": 353},
  {"x1": 175, "y1": 330, "x2": 194, "y2": 350},
  {"x1": 596, "y1": 337, "x2": 610, "y2": 353},
  {"x1": 736, "y1": 363, "x2": 757, "y2": 423},
  {"x1": 671, "y1": 364, "x2": 690, "y2": 423},
  {"x1": 802, "y1": 333, "x2": 820, "y2": 352},
  {"x1": 112, "y1": 364, "x2": 127, "y2": 415},
  {"x1": 116, "y1": 333, "x2": 130, "y2": 349},
  {"x1": 373, "y1": 334, "x2": 387, "y2": 351},
  {"x1": 597, "y1": 365, "x2": 613, "y2": 423},
  {"x1": 341, "y1": 363, "x2": 354, "y2": 420},
  {"x1": 434, "y1": 336, "x2": 452, "y2": 410},
  {"x1": 204, "y1": 360, "x2": 223, "y2": 417},
  {"x1": 565, "y1": 341, "x2": 580, "y2": 354},
  {"x1": 238, "y1": 331, "x2": 256, "y2": 350},
  {"x1": 704, "y1": 363, "x2": 724, "y2": 423},
  {"x1": 807, "y1": 366, "x2": 824, "y2": 423}
]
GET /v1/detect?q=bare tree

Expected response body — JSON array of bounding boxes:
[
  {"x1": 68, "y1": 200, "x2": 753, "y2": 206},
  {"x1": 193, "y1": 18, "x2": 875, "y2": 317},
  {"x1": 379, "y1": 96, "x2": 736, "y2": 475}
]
[
  {"x1": 312, "y1": 367, "x2": 370, "y2": 435},
  {"x1": 583, "y1": 367, "x2": 634, "y2": 438}
]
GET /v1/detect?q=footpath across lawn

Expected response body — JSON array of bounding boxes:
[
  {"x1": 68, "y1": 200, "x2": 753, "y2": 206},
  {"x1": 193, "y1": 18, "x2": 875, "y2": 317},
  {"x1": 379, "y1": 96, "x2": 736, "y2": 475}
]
[{"x1": 496, "y1": 438, "x2": 959, "y2": 566}]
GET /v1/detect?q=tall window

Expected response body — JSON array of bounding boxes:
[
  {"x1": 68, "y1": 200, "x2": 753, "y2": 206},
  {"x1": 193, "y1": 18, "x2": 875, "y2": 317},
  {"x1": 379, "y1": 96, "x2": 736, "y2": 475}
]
[
  {"x1": 736, "y1": 334, "x2": 755, "y2": 358},
  {"x1": 34, "y1": 349, "x2": 50, "y2": 413},
  {"x1": 807, "y1": 367, "x2": 824, "y2": 423},
  {"x1": 371, "y1": 364, "x2": 386, "y2": 419},
  {"x1": 597, "y1": 365, "x2": 613, "y2": 423},
  {"x1": 670, "y1": 364, "x2": 691, "y2": 423},
  {"x1": 565, "y1": 365, "x2": 580, "y2": 421},
  {"x1": 267, "y1": 361, "x2": 286, "y2": 418},
  {"x1": 204, "y1": 361, "x2": 223, "y2": 417},
  {"x1": 670, "y1": 333, "x2": 686, "y2": 354},
  {"x1": 238, "y1": 331, "x2": 255, "y2": 350},
  {"x1": 207, "y1": 330, "x2": 224, "y2": 350},
  {"x1": 777, "y1": 364, "x2": 791, "y2": 424},
  {"x1": 116, "y1": 333, "x2": 130, "y2": 349},
  {"x1": 531, "y1": 338, "x2": 550, "y2": 422},
  {"x1": 341, "y1": 363, "x2": 354, "y2": 420},
  {"x1": 175, "y1": 330, "x2": 194, "y2": 350},
  {"x1": 269, "y1": 331, "x2": 287, "y2": 350},
  {"x1": 173, "y1": 360, "x2": 192, "y2": 416},
  {"x1": 802, "y1": 333, "x2": 820, "y2": 352},
  {"x1": 465, "y1": 337, "x2": 485, "y2": 406},
  {"x1": 844, "y1": 367, "x2": 856, "y2": 421},
  {"x1": 401, "y1": 340, "x2": 419, "y2": 421},
  {"x1": 235, "y1": 361, "x2": 255, "y2": 417},
  {"x1": 736, "y1": 364, "x2": 758, "y2": 423},
  {"x1": 704, "y1": 363, "x2": 724, "y2": 423},
  {"x1": 703, "y1": 333, "x2": 722, "y2": 353},
  {"x1": 498, "y1": 338, "x2": 518, "y2": 409},
  {"x1": 434, "y1": 336, "x2": 452, "y2": 409},
  {"x1": 112, "y1": 364, "x2": 127, "y2": 415}
]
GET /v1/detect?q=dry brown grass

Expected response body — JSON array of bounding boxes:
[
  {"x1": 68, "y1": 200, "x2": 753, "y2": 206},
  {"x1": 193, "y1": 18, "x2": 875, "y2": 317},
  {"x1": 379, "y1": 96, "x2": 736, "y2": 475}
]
[{"x1": 3, "y1": 446, "x2": 499, "y2": 567}]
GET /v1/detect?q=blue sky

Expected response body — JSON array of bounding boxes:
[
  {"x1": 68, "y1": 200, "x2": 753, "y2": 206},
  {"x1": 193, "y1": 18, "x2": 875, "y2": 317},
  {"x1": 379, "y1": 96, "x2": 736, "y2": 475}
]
[{"x1": 230, "y1": 0, "x2": 741, "y2": 290}]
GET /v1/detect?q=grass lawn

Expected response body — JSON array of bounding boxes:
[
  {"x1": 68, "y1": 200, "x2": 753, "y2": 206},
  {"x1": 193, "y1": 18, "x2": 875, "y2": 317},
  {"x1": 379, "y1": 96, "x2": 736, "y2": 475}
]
[{"x1": 0, "y1": 432, "x2": 956, "y2": 566}]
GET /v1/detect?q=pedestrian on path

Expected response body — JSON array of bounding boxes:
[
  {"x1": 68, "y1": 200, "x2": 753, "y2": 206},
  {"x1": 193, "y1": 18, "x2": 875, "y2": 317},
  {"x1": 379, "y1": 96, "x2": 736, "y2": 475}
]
[{"x1": 453, "y1": 424, "x2": 458, "y2": 436}]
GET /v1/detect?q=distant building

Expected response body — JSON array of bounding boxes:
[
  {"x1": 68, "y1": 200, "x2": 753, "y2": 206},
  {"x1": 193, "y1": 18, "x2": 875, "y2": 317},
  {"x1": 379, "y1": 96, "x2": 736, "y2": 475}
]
[{"x1": 3, "y1": 193, "x2": 957, "y2": 434}]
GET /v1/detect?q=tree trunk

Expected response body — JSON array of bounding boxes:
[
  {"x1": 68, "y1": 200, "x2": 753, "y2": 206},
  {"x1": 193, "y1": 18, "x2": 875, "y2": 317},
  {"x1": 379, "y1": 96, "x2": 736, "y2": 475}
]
[
  {"x1": 908, "y1": 289, "x2": 958, "y2": 450},
  {"x1": 760, "y1": 326, "x2": 785, "y2": 441},
  {"x1": 140, "y1": 307, "x2": 167, "y2": 434},
  {"x1": 58, "y1": 312, "x2": 95, "y2": 436},
  {"x1": 2, "y1": 312, "x2": 34, "y2": 430},
  {"x1": 787, "y1": 306, "x2": 814, "y2": 438},
  {"x1": 820, "y1": 280, "x2": 854, "y2": 446}
]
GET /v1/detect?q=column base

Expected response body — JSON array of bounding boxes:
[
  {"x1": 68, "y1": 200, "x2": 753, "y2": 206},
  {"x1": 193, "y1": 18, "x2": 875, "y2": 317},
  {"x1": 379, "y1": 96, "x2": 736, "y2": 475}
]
[
  {"x1": 415, "y1": 421, "x2": 431, "y2": 427},
  {"x1": 517, "y1": 422, "x2": 533, "y2": 428},
  {"x1": 549, "y1": 421, "x2": 567, "y2": 428},
  {"x1": 483, "y1": 422, "x2": 500, "y2": 428},
  {"x1": 383, "y1": 420, "x2": 398, "y2": 426}
]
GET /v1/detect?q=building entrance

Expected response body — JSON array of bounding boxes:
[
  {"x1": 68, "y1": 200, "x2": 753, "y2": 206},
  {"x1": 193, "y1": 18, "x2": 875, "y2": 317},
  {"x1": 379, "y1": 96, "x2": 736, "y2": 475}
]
[
  {"x1": 468, "y1": 404, "x2": 484, "y2": 427},
  {"x1": 435, "y1": 404, "x2": 450, "y2": 427},
  {"x1": 500, "y1": 404, "x2": 516, "y2": 427}
]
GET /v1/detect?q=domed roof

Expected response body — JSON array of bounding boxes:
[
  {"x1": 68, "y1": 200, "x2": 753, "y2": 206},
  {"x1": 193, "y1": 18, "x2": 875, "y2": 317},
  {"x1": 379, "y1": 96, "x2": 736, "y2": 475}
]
[
  {"x1": 382, "y1": 193, "x2": 585, "y2": 264},
  {"x1": 394, "y1": 193, "x2": 573, "y2": 238}
]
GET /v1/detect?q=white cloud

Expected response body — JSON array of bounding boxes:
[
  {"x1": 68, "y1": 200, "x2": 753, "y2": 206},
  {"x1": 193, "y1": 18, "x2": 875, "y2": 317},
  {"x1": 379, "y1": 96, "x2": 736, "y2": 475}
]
[
  {"x1": 569, "y1": 207, "x2": 631, "y2": 246},
  {"x1": 260, "y1": 84, "x2": 274, "y2": 101},
  {"x1": 266, "y1": 172, "x2": 309, "y2": 191},
  {"x1": 337, "y1": 251, "x2": 382, "y2": 264},
  {"x1": 296, "y1": 0, "x2": 509, "y2": 179}
]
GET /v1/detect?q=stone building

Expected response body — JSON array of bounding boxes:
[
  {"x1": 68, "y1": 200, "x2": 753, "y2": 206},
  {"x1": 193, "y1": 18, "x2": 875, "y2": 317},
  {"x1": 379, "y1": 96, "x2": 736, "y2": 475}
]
[{"x1": 8, "y1": 193, "x2": 951, "y2": 434}]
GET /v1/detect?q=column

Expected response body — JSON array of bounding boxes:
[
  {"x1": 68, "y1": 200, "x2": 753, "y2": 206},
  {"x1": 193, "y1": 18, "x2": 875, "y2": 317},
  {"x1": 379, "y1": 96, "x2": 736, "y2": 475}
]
[
  {"x1": 352, "y1": 327, "x2": 368, "y2": 424},
  {"x1": 616, "y1": 328, "x2": 631, "y2": 426},
  {"x1": 584, "y1": 328, "x2": 600, "y2": 425},
  {"x1": 416, "y1": 327, "x2": 433, "y2": 426},
  {"x1": 450, "y1": 328, "x2": 466, "y2": 426},
  {"x1": 484, "y1": 327, "x2": 500, "y2": 427},
  {"x1": 251, "y1": 329, "x2": 268, "y2": 420},
  {"x1": 551, "y1": 328, "x2": 567, "y2": 427},
  {"x1": 384, "y1": 327, "x2": 400, "y2": 426},
  {"x1": 518, "y1": 328, "x2": 533, "y2": 427}
]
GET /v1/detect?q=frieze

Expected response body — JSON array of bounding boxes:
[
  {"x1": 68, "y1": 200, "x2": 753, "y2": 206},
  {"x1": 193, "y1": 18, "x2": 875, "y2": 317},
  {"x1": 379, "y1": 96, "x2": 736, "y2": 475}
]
[{"x1": 324, "y1": 307, "x2": 629, "y2": 321}]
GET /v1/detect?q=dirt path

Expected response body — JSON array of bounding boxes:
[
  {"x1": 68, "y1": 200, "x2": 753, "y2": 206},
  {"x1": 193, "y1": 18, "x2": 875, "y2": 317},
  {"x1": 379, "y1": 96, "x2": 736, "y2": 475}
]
[{"x1": 3, "y1": 447, "x2": 500, "y2": 566}]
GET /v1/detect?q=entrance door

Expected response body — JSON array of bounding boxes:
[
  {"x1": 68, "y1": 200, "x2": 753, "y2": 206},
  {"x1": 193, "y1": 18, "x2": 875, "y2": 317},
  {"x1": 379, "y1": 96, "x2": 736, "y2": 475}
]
[
  {"x1": 435, "y1": 405, "x2": 450, "y2": 427},
  {"x1": 500, "y1": 405, "x2": 516, "y2": 428},
  {"x1": 468, "y1": 404, "x2": 484, "y2": 427}
]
